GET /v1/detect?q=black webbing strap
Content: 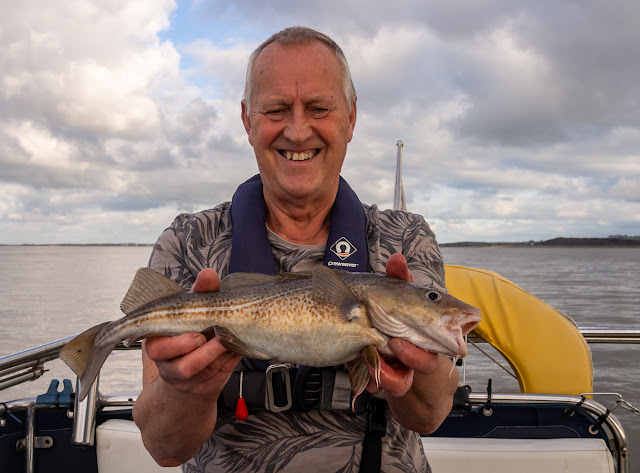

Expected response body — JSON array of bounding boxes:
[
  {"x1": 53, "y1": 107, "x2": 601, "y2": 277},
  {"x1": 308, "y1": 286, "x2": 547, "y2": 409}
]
[
  {"x1": 358, "y1": 398, "x2": 387, "y2": 473},
  {"x1": 221, "y1": 366, "x2": 370, "y2": 414}
]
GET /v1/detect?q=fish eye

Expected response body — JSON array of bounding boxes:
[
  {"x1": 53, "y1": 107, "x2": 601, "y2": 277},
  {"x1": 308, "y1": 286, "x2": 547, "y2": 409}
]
[{"x1": 426, "y1": 291, "x2": 441, "y2": 301}]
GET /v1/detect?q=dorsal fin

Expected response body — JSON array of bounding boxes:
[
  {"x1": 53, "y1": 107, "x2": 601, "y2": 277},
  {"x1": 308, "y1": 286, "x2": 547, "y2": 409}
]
[
  {"x1": 278, "y1": 271, "x2": 312, "y2": 279},
  {"x1": 120, "y1": 268, "x2": 187, "y2": 315},
  {"x1": 312, "y1": 265, "x2": 365, "y2": 321},
  {"x1": 220, "y1": 272, "x2": 282, "y2": 290}
]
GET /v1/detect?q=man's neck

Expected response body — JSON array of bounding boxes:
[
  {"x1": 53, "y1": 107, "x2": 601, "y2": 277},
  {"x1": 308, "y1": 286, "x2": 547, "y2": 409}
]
[{"x1": 264, "y1": 195, "x2": 334, "y2": 245}]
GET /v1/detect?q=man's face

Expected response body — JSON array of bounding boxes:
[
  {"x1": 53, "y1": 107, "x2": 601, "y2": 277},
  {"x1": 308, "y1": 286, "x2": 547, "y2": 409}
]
[{"x1": 241, "y1": 41, "x2": 356, "y2": 207}]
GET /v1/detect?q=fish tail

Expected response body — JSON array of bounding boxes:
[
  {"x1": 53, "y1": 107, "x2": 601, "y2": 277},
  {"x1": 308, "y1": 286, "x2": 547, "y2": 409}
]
[{"x1": 60, "y1": 321, "x2": 113, "y2": 401}]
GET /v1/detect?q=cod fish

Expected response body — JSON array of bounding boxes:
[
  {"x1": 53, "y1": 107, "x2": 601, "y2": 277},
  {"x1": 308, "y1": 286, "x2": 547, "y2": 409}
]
[{"x1": 61, "y1": 265, "x2": 481, "y2": 403}]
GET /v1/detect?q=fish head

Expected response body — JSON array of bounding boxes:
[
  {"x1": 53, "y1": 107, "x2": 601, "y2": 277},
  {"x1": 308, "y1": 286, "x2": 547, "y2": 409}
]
[{"x1": 364, "y1": 279, "x2": 481, "y2": 358}]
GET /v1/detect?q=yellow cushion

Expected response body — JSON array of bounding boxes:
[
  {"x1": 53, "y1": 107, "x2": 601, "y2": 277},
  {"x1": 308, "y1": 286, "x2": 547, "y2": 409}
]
[{"x1": 445, "y1": 265, "x2": 593, "y2": 395}]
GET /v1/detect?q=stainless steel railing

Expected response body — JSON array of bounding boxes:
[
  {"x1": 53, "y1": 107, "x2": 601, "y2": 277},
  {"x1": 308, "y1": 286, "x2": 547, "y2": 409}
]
[
  {"x1": 0, "y1": 338, "x2": 140, "y2": 392},
  {"x1": 0, "y1": 389, "x2": 630, "y2": 473},
  {"x1": 2, "y1": 327, "x2": 640, "y2": 393}
]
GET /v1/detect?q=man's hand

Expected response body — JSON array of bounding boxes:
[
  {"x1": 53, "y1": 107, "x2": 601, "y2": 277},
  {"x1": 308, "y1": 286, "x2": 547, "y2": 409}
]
[
  {"x1": 360, "y1": 254, "x2": 457, "y2": 433},
  {"x1": 360, "y1": 254, "x2": 441, "y2": 397},
  {"x1": 134, "y1": 268, "x2": 243, "y2": 467},
  {"x1": 142, "y1": 269, "x2": 242, "y2": 398},
  {"x1": 385, "y1": 253, "x2": 445, "y2": 380}
]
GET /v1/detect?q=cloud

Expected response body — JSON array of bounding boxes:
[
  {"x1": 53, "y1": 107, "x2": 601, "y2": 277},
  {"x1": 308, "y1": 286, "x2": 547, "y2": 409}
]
[
  {"x1": 1, "y1": 0, "x2": 639, "y2": 244},
  {"x1": 1, "y1": 1, "x2": 181, "y2": 138}
]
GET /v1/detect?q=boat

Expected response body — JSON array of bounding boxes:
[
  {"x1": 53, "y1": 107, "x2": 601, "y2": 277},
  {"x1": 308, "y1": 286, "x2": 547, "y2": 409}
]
[
  {"x1": 1, "y1": 266, "x2": 638, "y2": 473},
  {"x1": 2, "y1": 143, "x2": 639, "y2": 472}
]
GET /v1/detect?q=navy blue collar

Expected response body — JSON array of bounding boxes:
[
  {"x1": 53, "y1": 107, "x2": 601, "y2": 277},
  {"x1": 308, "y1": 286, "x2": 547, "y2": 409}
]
[{"x1": 229, "y1": 174, "x2": 368, "y2": 275}]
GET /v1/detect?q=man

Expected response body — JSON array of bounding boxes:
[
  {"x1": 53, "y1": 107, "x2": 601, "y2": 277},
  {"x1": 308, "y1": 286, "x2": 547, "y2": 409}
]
[{"x1": 133, "y1": 27, "x2": 456, "y2": 472}]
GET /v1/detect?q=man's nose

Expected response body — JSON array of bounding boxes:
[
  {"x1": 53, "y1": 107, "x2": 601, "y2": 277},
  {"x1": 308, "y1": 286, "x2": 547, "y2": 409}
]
[{"x1": 283, "y1": 106, "x2": 313, "y2": 143}]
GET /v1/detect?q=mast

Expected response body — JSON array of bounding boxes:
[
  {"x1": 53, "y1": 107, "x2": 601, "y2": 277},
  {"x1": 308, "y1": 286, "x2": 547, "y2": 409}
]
[{"x1": 393, "y1": 140, "x2": 407, "y2": 211}]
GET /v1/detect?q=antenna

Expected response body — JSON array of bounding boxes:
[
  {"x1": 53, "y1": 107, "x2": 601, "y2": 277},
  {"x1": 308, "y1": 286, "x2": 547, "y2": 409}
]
[{"x1": 393, "y1": 140, "x2": 407, "y2": 211}]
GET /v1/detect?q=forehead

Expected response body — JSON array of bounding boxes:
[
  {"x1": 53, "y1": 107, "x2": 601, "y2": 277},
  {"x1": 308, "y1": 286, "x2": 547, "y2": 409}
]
[{"x1": 251, "y1": 41, "x2": 345, "y2": 103}]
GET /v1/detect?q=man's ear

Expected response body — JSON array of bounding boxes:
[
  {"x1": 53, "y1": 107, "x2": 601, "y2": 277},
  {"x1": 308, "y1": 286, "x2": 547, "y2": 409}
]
[{"x1": 241, "y1": 100, "x2": 253, "y2": 145}]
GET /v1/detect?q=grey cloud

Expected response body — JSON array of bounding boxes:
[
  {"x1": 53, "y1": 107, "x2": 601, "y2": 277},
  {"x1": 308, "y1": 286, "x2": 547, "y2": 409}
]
[
  {"x1": 449, "y1": 2, "x2": 640, "y2": 144},
  {"x1": 167, "y1": 98, "x2": 218, "y2": 145},
  {"x1": 0, "y1": 161, "x2": 95, "y2": 190},
  {"x1": 199, "y1": 0, "x2": 516, "y2": 40},
  {"x1": 611, "y1": 177, "x2": 640, "y2": 203},
  {"x1": 101, "y1": 194, "x2": 167, "y2": 212},
  {"x1": 0, "y1": 138, "x2": 106, "y2": 191},
  {"x1": 219, "y1": 1, "x2": 640, "y2": 148},
  {"x1": 2, "y1": 0, "x2": 639, "y2": 244}
]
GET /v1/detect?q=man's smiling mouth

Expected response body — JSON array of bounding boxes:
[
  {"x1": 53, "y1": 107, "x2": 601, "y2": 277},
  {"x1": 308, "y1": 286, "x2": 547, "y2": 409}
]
[{"x1": 280, "y1": 150, "x2": 319, "y2": 161}]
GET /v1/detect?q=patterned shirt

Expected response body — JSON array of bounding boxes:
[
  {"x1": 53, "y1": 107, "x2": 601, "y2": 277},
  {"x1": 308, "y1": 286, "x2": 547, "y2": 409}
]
[{"x1": 148, "y1": 201, "x2": 445, "y2": 473}]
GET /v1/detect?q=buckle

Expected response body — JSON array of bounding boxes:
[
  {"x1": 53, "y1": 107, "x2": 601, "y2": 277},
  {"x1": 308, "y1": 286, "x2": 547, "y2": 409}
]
[{"x1": 265, "y1": 363, "x2": 293, "y2": 412}]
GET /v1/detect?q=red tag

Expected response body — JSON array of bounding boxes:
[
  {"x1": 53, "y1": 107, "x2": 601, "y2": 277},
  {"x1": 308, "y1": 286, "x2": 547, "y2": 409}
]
[{"x1": 235, "y1": 397, "x2": 249, "y2": 421}]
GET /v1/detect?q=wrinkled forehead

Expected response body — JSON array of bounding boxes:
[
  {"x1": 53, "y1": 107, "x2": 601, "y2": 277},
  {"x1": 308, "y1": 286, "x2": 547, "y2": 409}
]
[
  {"x1": 251, "y1": 41, "x2": 346, "y2": 98},
  {"x1": 254, "y1": 39, "x2": 342, "y2": 69}
]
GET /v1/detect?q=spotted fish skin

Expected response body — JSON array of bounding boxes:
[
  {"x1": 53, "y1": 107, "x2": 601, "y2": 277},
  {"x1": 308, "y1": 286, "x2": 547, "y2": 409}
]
[{"x1": 60, "y1": 266, "x2": 481, "y2": 402}]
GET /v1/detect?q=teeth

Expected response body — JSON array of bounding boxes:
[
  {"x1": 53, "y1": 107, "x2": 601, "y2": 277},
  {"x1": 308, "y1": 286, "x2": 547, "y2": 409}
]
[{"x1": 283, "y1": 151, "x2": 315, "y2": 161}]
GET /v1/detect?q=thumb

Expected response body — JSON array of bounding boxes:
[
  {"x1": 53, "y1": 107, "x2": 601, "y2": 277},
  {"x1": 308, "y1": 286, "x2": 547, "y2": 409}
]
[{"x1": 191, "y1": 268, "x2": 220, "y2": 292}]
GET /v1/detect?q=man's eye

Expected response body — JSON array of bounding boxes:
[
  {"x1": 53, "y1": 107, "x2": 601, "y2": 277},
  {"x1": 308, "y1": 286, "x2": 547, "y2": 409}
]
[
  {"x1": 266, "y1": 109, "x2": 285, "y2": 116},
  {"x1": 310, "y1": 107, "x2": 329, "y2": 116}
]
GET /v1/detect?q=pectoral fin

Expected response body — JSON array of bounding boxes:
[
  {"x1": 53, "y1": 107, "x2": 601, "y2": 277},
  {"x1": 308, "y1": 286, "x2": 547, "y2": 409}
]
[
  {"x1": 312, "y1": 266, "x2": 366, "y2": 322},
  {"x1": 348, "y1": 358, "x2": 370, "y2": 412},
  {"x1": 363, "y1": 345, "x2": 382, "y2": 387},
  {"x1": 212, "y1": 325, "x2": 270, "y2": 359},
  {"x1": 347, "y1": 346, "x2": 383, "y2": 412}
]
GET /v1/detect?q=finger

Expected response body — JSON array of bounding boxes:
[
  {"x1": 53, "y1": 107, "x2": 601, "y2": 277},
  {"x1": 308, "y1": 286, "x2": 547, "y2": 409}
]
[
  {"x1": 157, "y1": 352, "x2": 235, "y2": 393},
  {"x1": 156, "y1": 337, "x2": 231, "y2": 382},
  {"x1": 388, "y1": 338, "x2": 440, "y2": 375},
  {"x1": 188, "y1": 352, "x2": 244, "y2": 394},
  {"x1": 191, "y1": 268, "x2": 220, "y2": 293},
  {"x1": 170, "y1": 350, "x2": 238, "y2": 389},
  {"x1": 159, "y1": 346, "x2": 241, "y2": 394},
  {"x1": 145, "y1": 333, "x2": 207, "y2": 361},
  {"x1": 386, "y1": 253, "x2": 414, "y2": 283},
  {"x1": 363, "y1": 354, "x2": 413, "y2": 397}
]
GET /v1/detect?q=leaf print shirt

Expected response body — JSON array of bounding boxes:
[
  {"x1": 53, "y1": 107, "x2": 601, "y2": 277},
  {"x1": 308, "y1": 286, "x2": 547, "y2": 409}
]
[{"x1": 148, "y1": 202, "x2": 445, "y2": 473}]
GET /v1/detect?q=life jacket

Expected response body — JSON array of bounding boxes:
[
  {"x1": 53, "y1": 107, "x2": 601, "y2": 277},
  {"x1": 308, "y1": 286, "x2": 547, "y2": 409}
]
[
  {"x1": 222, "y1": 174, "x2": 387, "y2": 472},
  {"x1": 222, "y1": 174, "x2": 370, "y2": 413}
]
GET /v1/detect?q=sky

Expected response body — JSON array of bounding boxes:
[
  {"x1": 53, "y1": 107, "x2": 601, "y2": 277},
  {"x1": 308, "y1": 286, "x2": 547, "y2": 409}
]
[{"x1": 1, "y1": 0, "x2": 639, "y2": 244}]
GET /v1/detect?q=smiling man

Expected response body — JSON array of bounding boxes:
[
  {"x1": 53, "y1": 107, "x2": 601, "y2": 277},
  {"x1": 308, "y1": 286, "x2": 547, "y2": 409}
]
[
  {"x1": 242, "y1": 38, "x2": 357, "y2": 245},
  {"x1": 133, "y1": 27, "x2": 455, "y2": 473}
]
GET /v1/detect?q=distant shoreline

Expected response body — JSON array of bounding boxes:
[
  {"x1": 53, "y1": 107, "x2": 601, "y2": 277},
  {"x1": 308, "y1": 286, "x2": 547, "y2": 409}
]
[
  {"x1": 440, "y1": 237, "x2": 640, "y2": 247},
  {"x1": 0, "y1": 243, "x2": 153, "y2": 247},
  {"x1": 2, "y1": 237, "x2": 640, "y2": 248}
]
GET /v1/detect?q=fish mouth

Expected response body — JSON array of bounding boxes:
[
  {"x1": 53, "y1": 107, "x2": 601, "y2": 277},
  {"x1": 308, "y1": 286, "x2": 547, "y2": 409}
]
[
  {"x1": 442, "y1": 310, "x2": 482, "y2": 357},
  {"x1": 450, "y1": 309, "x2": 482, "y2": 336},
  {"x1": 416, "y1": 326, "x2": 467, "y2": 358},
  {"x1": 278, "y1": 149, "x2": 320, "y2": 161},
  {"x1": 385, "y1": 321, "x2": 466, "y2": 358},
  {"x1": 410, "y1": 310, "x2": 481, "y2": 358},
  {"x1": 365, "y1": 295, "x2": 481, "y2": 359}
]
